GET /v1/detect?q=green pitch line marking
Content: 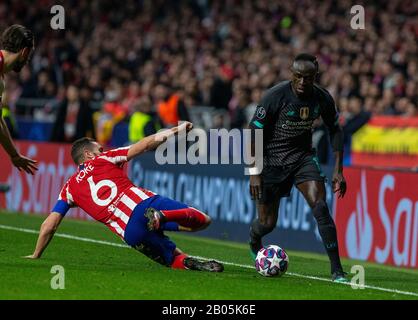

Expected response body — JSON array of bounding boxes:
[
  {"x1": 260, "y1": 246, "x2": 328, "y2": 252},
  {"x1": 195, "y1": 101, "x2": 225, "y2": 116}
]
[{"x1": 1, "y1": 224, "x2": 417, "y2": 297}]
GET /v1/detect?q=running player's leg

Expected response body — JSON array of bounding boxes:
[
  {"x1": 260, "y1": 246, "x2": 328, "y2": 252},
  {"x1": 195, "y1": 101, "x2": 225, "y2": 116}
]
[
  {"x1": 296, "y1": 180, "x2": 346, "y2": 281},
  {"x1": 249, "y1": 166, "x2": 294, "y2": 257},
  {"x1": 249, "y1": 186, "x2": 282, "y2": 258},
  {"x1": 146, "y1": 197, "x2": 210, "y2": 232}
]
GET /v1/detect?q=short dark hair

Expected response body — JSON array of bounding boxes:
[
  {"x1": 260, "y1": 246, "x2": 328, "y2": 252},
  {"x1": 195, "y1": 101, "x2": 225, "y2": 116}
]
[
  {"x1": 293, "y1": 53, "x2": 319, "y2": 72},
  {"x1": 1, "y1": 24, "x2": 34, "y2": 53},
  {"x1": 71, "y1": 137, "x2": 95, "y2": 164}
]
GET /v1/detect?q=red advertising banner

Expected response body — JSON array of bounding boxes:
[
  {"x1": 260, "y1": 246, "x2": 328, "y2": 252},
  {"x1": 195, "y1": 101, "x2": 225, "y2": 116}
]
[
  {"x1": 335, "y1": 167, "x2": 418, "y2": 268},
  {"x1": 0, "y1": 141, "x2": 90, "y2": 220}
]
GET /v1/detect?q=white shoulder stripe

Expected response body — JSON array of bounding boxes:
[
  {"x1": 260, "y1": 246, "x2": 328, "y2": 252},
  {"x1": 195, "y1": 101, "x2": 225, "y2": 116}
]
[
  {"x1": 98, "y1": 155, "x2": 128, "y2": 164},
  {"x1": 114, "y1": 146, "x2": 130, "y2": 151},
  {"x1": 66, "y1": 185, "x2": 74, "y2": 205}
]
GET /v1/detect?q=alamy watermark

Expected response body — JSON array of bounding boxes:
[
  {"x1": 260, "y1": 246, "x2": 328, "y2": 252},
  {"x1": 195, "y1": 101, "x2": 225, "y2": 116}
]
[
  {"x1": 350, "y1": 265, "x2": 365, "y2": 289},
  {"x1": 50, "y1": 5, "x2": 65, "y2": 30},
  {"x1": 350, "y1": 5, "x2": 365, "y2": 30},
  {"x1": 50, "y1": 265, "x2": 65, "y2": 290},
  {"x1": 154, "y1": 125, "x2": 264, "y2": 175}
]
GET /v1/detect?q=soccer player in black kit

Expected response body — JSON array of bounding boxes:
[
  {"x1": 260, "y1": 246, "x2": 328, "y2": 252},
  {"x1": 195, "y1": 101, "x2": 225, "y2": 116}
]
[{"x1": 248, "y1": 53, "x2": 348, "y2": 282}]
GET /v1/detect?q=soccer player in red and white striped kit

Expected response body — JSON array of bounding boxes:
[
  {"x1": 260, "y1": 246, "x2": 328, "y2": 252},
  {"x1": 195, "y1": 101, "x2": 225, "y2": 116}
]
[{"x1": 26, "y1": 122, "x2": 224, "y2": 272}]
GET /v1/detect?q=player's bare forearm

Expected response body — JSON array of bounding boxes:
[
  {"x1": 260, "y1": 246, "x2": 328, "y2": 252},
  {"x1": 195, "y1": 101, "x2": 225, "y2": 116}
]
[
  {"x1": 127, "y1": 122, "x2": 192, "y2": 160},
  {"x1": 0, "y1": 116, "x2": 38, "y2": 174},
  {"x1": 248, "y1": 134, "x2": 263, "y2": 200},
  {"x1": 25, "y1": 213, "x2": 63, "y2": 259},
  {"x1": 332, "y1": 151, "x2": 347, "y2": 198},
  {"x1": 0, "y1": 115, "x2": 19, "y2": 159},
  {"x1": 333, "y1": 151, "x2": 343, "y2": 174}
]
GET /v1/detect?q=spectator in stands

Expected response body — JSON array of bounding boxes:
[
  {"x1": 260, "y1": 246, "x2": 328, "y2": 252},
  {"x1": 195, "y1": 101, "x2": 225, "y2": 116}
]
[
  {"x1": 50, "y1": 85, "x2": 95, "y2": 142},
  {"x1": 122, "y1": 81, "x2": 142, "y2": 114},
  {"x1": 129, "y1": 96, "x2": 162, "y2": 143},
  {"x1": 341, "y1": 96, "x2": 372, "y2": 154},
  {"x1": 156, "y1": 84, "x2": 190, "y2": 128},
  {"x1": 19, "y1": 67, "x2": 37, "y2": 98},
  {"x1": 229, "y1": 89, "x2": 250, "y2": 129},
  {"x1": 209, "y1": 65, "x2": 234, "y2": 110},
  {"x1": 0, "y1": 0, "x2": 415, "y2": 148},
  {"x1": 94, "y1": 80, "x2": 127, "y2": 145},
  {"x1": 403, "y1": 100, "x2": 417, "y2": 117}
]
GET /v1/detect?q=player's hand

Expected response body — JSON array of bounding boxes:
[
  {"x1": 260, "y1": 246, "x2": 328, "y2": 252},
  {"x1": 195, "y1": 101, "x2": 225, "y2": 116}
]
[
  {"x1": 250, "y1": 175, "x2": 263, "y2": 201},
  {"x1": 179, "y1": 121, "x2": 193, "y2": 132},
  {"x1": 332, "y1": 172, "x2": 347, "y2": 199},
  {"x1": 11, "y1": 154, "x2": 38, "y2": 175}
]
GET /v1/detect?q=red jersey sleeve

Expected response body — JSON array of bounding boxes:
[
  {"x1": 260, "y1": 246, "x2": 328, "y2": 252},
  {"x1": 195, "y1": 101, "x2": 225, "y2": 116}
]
[
  {"x1": 97, "y1": 147, "x2": 130, "y2": 165},
  {"x1": 58, "y1": 181, "x2": 76, "y2": 206},
  {"x1": 52, "y1": 181, "x2": 76, "y2": 216}
]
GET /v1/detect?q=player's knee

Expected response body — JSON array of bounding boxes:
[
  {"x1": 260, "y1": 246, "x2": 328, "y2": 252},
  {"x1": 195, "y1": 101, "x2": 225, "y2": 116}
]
[
  {"x1": 312, "y1": 199, "x2": 331, "y2": 223},
  {"x1": 258, "y1": 217, "x2": 276, "y2": 233},
  {"x1": 198, "y1": 213, "x2": 211, "y2": 230},
  {"x1": 190, "y1": 209, "x2": 211, "y2": 231},
  {"x1": 205, "y1": 214, "x2": 212, "y2": 226},
  {"x1": 264, "y1": 221, "x2": 276, "y2": 233},
  {"x1": 313, "y1": 199, "x2": 327, "y2": 210},
  {"x1": 258, "y1": 220, "x2": 275, "y2": 234}
]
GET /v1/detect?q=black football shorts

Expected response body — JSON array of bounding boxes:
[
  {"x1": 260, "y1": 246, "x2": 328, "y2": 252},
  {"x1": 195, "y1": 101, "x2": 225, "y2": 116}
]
[{"x1": 259, "y1": 153, "x2": 326, "y2": 204}]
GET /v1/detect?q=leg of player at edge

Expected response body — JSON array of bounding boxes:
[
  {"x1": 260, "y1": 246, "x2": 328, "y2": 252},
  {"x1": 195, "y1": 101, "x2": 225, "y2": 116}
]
[
  {"x1": 249, "y1": 177, "x2": 348, "y2": 282},
  {"x1": 296, "y1": 180, "x2": 348, "y2": 282}
]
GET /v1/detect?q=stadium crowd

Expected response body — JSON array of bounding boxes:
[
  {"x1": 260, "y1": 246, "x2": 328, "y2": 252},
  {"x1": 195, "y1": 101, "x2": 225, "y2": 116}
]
[{"x1": 0, "y1": 0, "x2": 417, "y2": 147}]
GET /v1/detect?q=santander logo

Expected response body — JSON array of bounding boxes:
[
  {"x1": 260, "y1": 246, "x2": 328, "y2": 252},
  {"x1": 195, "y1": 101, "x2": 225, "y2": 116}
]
[
  {"x1": 345, "y1": 171, "x2": 373, "y2": 260},
  {"x1": 336, "y1": 167, "x2": 418, "y2": 268}
]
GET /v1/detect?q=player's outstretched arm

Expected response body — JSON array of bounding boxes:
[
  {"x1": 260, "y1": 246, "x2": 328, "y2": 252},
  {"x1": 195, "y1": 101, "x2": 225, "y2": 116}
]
[
  {"x1": 0, "y1": 115, "x2": 38, "y2": 175},
  {"x1": 126, "y1": 121, "x2": 193, "y2": 161},
  {"x1": 24, "y1": 212, "x2": 64, "y2": 259}
]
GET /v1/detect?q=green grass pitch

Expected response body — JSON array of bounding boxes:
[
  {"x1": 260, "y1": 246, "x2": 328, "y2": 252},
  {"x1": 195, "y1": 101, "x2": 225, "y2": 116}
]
[{"x1": 0, "y1": 211, "x2": 417, "y2": 300}]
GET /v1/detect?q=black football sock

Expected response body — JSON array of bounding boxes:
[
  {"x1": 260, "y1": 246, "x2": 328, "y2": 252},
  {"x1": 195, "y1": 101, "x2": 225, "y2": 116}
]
[
  {"x1": 312, "y1": 200, "x2": 343, "y2": 274},
  {"x1": 249, "y1": 219, "x2": 274, "y2": 245}
]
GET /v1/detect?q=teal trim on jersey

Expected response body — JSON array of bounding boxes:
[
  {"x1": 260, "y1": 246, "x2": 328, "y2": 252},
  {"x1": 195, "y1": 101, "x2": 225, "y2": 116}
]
[
  {"x1": 312, "y1": 156, "x2": 325, "y2": 178},
  {"x1": 253, "y1": 120, "x2": 264, "y2": 128},
  {"x1": 313, "y1": 105, "x2": 320, "y2": 117}
]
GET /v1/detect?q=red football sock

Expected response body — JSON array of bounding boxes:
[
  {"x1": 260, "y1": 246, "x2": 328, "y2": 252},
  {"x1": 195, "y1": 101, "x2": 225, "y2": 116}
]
[
  {"x1": 171, "y1": 253, "x2": 188, "y2": 270},
  {"x1": 161, "y1": 207, "x2": 207, "y2": 229}
]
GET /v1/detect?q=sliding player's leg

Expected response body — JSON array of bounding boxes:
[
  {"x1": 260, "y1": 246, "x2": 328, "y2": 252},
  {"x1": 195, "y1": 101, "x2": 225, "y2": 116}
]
[
  {"x1": 124, "y1": 198, "x2": 223, "y2": 272},
  {"x1": 132, "y1": 230, "x2": 223, "y2": 272},
  {"x1": 145, "y1": 196, "x2": 211, "y2": 232}
]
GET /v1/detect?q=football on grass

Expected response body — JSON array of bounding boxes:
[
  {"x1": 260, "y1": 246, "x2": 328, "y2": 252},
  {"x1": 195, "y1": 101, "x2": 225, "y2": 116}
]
[{"x1": 255, "y1": 245, "x2": 289, "y2": 277}]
